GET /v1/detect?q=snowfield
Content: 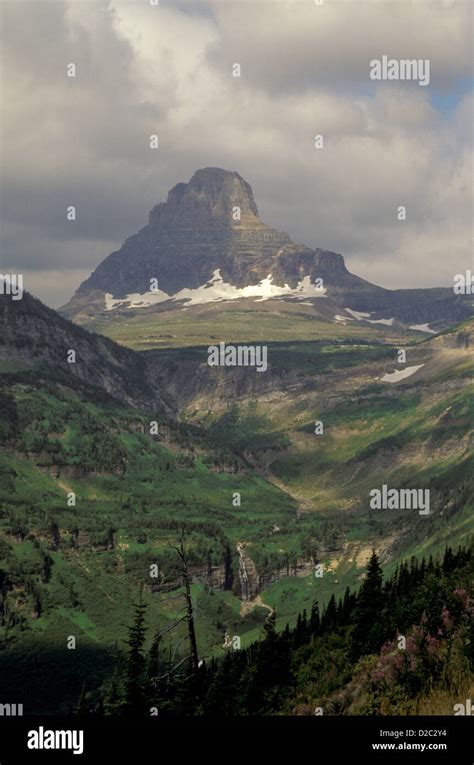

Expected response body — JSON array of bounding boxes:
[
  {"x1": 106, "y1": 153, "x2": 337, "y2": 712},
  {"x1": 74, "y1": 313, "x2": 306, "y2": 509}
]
[
  {"x1": 105, "y1": 270, "x2": 327, "y2": 310},
  {"x1": 380, "y1": 365, "x2": 425, "y2": 383}
]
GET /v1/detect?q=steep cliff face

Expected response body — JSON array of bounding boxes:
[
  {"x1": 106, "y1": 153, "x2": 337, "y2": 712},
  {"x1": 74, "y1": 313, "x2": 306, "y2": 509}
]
[
  {"x1": 148, "y1": 167, "x2": 262, "y2": 230},
  {"x1": 235, "y1": 543, "x2": 313, "y2": 600},
  {"x1": 67, "y1": 167, "x2": 295, "y2": 299},
  {"x1": 151, "y1": 563, "x2": 231, "y2": 595}
]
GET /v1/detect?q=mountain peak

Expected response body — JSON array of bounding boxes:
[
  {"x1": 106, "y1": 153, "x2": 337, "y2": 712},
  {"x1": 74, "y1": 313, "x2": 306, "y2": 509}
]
[
  {"x1": 58, "y1": 166, "x2": 473, "y2": 331},
  {"x1": 149, "y1": 166, "x2": 261, "y2": 230}
]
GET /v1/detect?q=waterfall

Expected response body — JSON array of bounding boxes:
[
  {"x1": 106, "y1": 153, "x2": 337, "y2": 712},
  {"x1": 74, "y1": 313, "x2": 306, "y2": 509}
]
[{"x1": 237, "y1": 543, "x2": 250, "y2": 601}]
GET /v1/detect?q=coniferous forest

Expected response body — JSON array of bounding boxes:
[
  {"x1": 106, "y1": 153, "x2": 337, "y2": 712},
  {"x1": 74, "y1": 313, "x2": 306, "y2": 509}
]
[{"x1": 95, "y1": 545, "x2": 473, "y2": 718}]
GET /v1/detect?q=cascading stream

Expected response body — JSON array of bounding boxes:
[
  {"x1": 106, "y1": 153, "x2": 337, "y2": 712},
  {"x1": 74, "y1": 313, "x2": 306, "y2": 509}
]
[{"x1": 237, "y1": 543, "x2": 250, "y2": 601}]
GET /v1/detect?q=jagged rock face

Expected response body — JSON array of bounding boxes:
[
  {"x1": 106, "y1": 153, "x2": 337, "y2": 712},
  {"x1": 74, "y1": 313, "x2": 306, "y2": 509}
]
[
  {"x1": 149, "y1": 167, "x2": 262, "y2": 230},
  {"x1": 63, "y1": 167, "x2": 366, "y2": 317},
  {"x1": 60, "y1": 166, "x2": 474, "y2": 330},
  {"x1": 74, "y1": 167, "x2": 299, "y2": 298}
]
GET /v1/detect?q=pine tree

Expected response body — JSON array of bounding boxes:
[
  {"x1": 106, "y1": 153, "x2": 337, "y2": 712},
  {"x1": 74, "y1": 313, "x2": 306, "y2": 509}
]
[
  {"x1": 442, "y1": 546, "x2": 454, "y2": 572},
  {"x1": 351, "y1": 550, "x2": 385, "y2": 659},
  {"x1": 123, "y1": 589, "x2": 148, "y2": 714},
  {"x1": 103, "y1": 669, "x2": 124, "y2": 715},
  {"x1": 293, "y1": 610, "x2": 308, "y2": 647},
  {"x1": 321, "y1": 594, "x2": 338, "y2": 633},
  {"x1": 263, "y1": 610, "x2": 278, "y2": 643},
  {"x1": 341, "y1": 587, "x2": 355, "y2": 625},
  {"x1": 242, "y1": 610, "x2": 293, "y2": 714},
  {"x1": 147, "y1": 629, "x2": 162, "y2": 685},
  {"x1": 309, "y1": 600, "x2": 320, "y2": 635}
]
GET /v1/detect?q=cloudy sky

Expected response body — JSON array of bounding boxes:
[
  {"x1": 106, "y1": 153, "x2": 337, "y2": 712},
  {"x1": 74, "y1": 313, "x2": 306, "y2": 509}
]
[{"x1": 1, "y1": 0, "x2": 473, "y2": 307}]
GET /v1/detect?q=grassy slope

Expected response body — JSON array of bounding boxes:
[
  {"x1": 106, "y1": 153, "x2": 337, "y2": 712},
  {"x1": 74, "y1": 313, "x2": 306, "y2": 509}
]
[
  {"x1": 0, "y1": 320, "x2": 472, "y2": 712},
  {"x1": 87, "y1": 298, "x2": 414, "y2": 350}
]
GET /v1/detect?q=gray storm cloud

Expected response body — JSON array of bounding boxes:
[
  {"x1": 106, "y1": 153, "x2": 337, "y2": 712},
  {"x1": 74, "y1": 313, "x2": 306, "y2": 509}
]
[{"x1": 0, "y1": 0, "x2": 472, "y2": 307}]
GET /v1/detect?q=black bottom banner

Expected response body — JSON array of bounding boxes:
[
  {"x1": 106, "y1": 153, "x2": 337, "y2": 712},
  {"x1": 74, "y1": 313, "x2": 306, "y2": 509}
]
[{"x1": 0, "y1": 715, "x2": 472, "y2": 763}]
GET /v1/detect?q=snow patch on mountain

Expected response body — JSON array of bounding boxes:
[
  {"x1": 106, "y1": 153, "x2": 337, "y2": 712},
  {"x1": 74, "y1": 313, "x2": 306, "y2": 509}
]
[
  {"x1": 368, "y1": 317, "x2": 394, "y2": 326},
  {"x1": 409, "y1": 323, "x2": 436, "y2": 334},
  {"x1": 345, "y1": 308, "x2": 370, "y2": 320},
  {"x1": 345, "y1": 308, "x2": 394, "y2": 326},
  {"x1": 104, "y1": 270, "x2": 327, "y2": 310},
  {"x1": 380, "y1": 365, "x2": 425, "y2": 383}
]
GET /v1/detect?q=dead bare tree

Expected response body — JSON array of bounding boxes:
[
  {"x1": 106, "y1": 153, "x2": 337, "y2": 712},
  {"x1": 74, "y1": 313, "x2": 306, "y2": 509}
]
[{"x1": 169, "y1": 527, "x2": 199, "y2": 674}]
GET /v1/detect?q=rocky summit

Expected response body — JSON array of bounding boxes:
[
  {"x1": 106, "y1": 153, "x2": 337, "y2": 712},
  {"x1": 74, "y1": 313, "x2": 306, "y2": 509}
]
[{"x1": 60, "y1": 167, "x2": 473, "y2": 331}]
